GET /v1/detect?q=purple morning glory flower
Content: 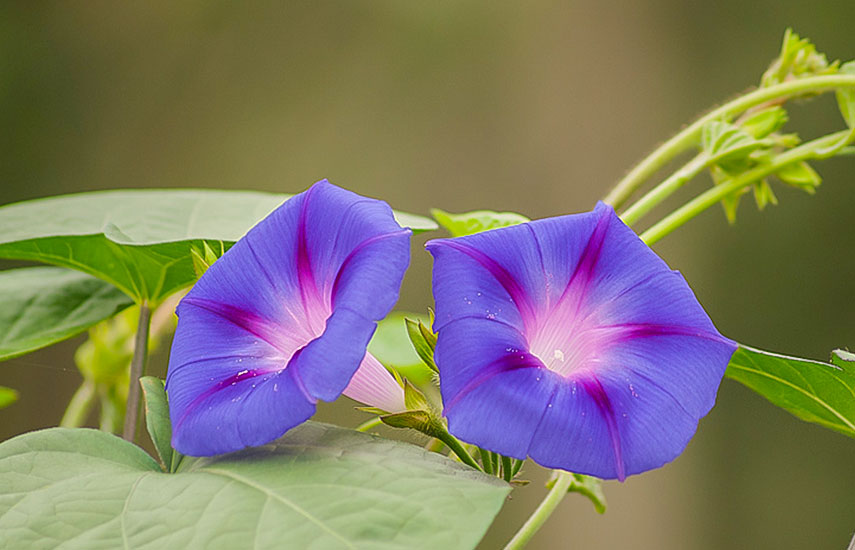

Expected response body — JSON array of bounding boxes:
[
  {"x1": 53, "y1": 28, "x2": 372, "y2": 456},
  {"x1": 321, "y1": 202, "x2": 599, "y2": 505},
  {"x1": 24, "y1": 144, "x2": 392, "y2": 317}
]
[
  {"x1": 166, "y1": 181, "x2": 410, "y2": 456},
  {"x1": 426, "y1": 202, "x2": 736, "y2": 480}
]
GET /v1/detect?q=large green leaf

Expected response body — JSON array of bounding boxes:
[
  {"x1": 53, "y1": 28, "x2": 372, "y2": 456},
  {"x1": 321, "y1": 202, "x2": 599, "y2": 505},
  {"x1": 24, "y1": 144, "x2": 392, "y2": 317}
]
[
  {"x1": 0, "y1": 423, "x2": 509, "y2": 549},
  {"x1": 0, "y1": 267, "x2": 133, "y2": 361},
  {"x1": 0, "y1": 189, "x2": 437, "y2": 303},
  {"x1": 725, "y1": 346, "x2": 855, "y2": 438}
]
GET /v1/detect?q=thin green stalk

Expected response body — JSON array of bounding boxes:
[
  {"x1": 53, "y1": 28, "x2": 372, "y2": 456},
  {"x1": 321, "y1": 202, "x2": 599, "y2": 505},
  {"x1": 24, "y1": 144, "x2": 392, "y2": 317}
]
[
  {"x1": 480, "y1": 448, "x2": 494, "y2": 475},
  {"x1": 60, "y1": 381, "x2": 96, "y2": 428},
  {"x1": 640, "y1": 130, "x2": 850, "y2": 245},
  {"x1": 604, "y1": 74, "x2": 855, "y2": 209},
  {"x1": 98, "y1": 386, "x2": 123, "y2": 433},
  {"x1": 501, "y1": 455, "x2": 514, "y2": 482},
  {"x1": 122, "y1": 303, "x2": 151, "y2": 442},
  {"x1": 512, "y1": 458, "x2": 525, "y2": 477},
  {"x1": 435, "y1": 429, "x2": 482, "y2": 471},
  {"x1": 503, "y1": 470, "x2": 574, "y2": 550},
  {"x1": 356, "y1": 417, "x2": 383, "y2": 432},
  {"x1": 620, "y1": 152, "x2": 709, "y2": 226}
]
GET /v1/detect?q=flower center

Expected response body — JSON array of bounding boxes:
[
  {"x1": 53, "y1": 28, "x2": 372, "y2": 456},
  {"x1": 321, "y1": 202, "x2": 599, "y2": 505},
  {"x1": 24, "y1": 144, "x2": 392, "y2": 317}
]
[{"x1": 528, "y1": 298, "x2": 622, "y2": 378}]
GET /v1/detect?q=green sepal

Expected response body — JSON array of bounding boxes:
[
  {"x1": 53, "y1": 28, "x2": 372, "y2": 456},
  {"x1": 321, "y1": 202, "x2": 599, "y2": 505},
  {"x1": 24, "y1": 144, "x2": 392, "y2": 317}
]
[
  {"x1": 139, "y1": 376, "x2": 178, "y2": 471},
  {"x1": 0, "y1": 386, "x2": 18, "y2": 409},
  {"x1": 431, "y1": 208, "x2": 530, "y2": 237},
  {"x1": 752, "y1": 180, "x2": 779, "y2": 210},
  {"x1": 403, "y1": 379, "x2": 431, "y2": 411},
  {"x1": 406, "y1": 317, "x2": 439, "y2": 373},
  {"x1": 546, "y1": 471, "x2": 607, "y2": 514},
  {"x1": 380, "y1": 409, "x2": 434, "y2": 432},
  {"x1": 740, "y1": 106, "x2": 789, "y2": 139},
  {"x1": 354, "y1": 406, "x2": 388, "y2": 416},
  {"x1": 775, "y1": 161, "x2": 822, "y2": 193},
  {"x1": 190, "y1": 241, "x2": 224, "y2": 278}
]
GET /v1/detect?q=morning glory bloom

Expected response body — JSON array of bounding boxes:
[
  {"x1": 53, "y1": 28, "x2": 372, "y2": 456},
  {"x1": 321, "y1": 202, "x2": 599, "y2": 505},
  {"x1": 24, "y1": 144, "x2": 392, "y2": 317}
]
[
  {"x1": 426, "y1": 202, "x2": 736, "y2": 480},
  {"x1": 166, "y1": 181, "x2": 410, "y2": 456}
]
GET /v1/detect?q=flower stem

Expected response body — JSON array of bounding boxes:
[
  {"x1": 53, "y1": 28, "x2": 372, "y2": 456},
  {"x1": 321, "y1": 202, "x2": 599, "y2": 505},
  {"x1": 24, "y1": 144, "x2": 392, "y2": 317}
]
[
  {"x1": 640, "y1": 130, "x2": 851, "y2": 245},
  {"x1": 122, "y1": 303, "x2": 151, "y2": 442},
  {"x1": 503, "y1": 470, "x2": 574, "y2": 550},
  {"x1": 60, "y1": 380, "x2": 96, "y2": 428},
  {"x1": 604, "y1": 74, "x2": 855, "y2": 209},
  {"x1": 99, "y1": 386, "x2": 123, "y2": 433},
  {"x1": 620, "y1": 152, "x2": 709, "y2": 226},
  {"x1": 433, "y1": 427, "x2": 483, "y2": 471},
  {"x1": 355, "y1": 417, "x2": 383, "y2": 432}
]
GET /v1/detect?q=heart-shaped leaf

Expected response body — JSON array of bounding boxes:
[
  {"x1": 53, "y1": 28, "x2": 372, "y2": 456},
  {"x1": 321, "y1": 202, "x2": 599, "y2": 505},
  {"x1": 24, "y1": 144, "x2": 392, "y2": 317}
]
[
  {"x1": 725, "y1": 346, "x2": 855, "y2": 438},
  {"x1": 0, "y1": 267, "x2": 133, "y2": 361},
  {"x1": 0, "y1": 423, "x2": 508, "y2": 549},
  {"x1": 0, "y1": 189, "x2": 437, "y2": 303}
]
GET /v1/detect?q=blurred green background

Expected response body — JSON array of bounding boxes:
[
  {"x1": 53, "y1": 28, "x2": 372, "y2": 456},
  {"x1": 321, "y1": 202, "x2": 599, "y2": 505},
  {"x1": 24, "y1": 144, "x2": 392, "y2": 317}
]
[{"x1": 1, "y1": 2, "x2": 853, "y2": 549}]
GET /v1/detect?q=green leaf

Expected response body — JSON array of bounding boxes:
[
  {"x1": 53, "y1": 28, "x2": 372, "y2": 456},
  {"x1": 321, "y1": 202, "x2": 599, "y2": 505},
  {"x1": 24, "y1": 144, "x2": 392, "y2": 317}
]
[
  {"x1": 709, "y1": 165, "x2": 748, "y2": 224},
  {"x1": 0, "y1": 189, "x2": 437, "y2": 303},
  {"x1": 0, "y1": 267, "x2": 133, "y2": 361},
  {"x1": 761, "y1": 28, "x2": 838, "y2": 88},
  {"x1": 547, "y1": 471, "x2": 606, "y2": 514},
  {"x1": 725, "y1": 346, "x2": 855, "y2": 439},
  {"x1": 740, "y1": 106, "x2": 789, "y2": 139},
  {"x1": 836, "y1": 61, "x2": 855, "y2": 128},
  {"x1": 0, "y1": 387, "x2": 18, "y2": 409},
  {"x1": 139, "y1": 376, "x2": 174, "y2": 471},
  {"x1": 774, "y1": 161, "x2": 821, "y2": 192},
  {"x1": 752, "y1": 179, "x2": 779, "y2": 210},
  {"x1": 0, "y1": 423, "x2": 509, "y2": 549},
  {"x1": 431, "y1": 208, "x2": 529, "y2": 237},
  {"x1": 702, "y1": 121, "x2": 768, "y2": 169},
  {"x1": 369, "y1": 312, "x2": 434, "y2": 383}
]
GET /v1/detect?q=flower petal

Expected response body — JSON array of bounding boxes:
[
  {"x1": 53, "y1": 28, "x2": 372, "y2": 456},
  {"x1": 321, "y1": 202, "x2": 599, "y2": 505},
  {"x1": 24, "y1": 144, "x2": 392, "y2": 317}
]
[
  {"x1": 434, "y1": 317, "x2": 553, "y2": 458},
  {"x1": 342, "y1": 353, "x2": 406, "y2": 413},
  {"x1": 428, "y1": 204, "x2": 737, "y2": 479},
  {"x1": 166, "y1": 180, "x2": 410, "y2": 456}
]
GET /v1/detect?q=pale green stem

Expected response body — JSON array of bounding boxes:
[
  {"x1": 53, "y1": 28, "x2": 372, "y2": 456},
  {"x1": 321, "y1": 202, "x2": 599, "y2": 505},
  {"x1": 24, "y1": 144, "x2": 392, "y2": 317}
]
[
  {"x1": 122, "y1": 303, "x2": 151, "y2": 442},
  {"x1": 435, "y1": 429, "x2": 483, "y2": 471},
  {"x1": 60, "y1": 380, "x2": 96, "y2": 428},
  {"x1": 620, "y1": 152, "x2": 709, "y2": 226},
  {"x1": 503, "y1": 470, "x2": 575, "y2": 550},
  {"x1": 640, "y1": 131, "x2": 851, "y2": 245},
  {"x1": 604, "y1": 74, "x2": 855, "y2": 209},
  {"x1": 98, "y1": 386, "x2": 123, "y2": 433},
  {"x1": 355, "y1": 417, "x2": 383, "y2": 432}
]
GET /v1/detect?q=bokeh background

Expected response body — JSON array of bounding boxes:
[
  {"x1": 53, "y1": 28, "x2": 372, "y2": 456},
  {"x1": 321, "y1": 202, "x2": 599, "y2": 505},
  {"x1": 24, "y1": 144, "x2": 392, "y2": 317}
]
[{"x1": 1, "y1": 2, "x2": 854, "y2": 549}]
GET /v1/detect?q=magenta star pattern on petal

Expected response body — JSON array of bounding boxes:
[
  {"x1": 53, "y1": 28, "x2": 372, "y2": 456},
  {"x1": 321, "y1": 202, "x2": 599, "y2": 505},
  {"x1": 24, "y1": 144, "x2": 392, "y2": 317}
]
[
  {"x1": 427, "y1": 202, "x2": 736, "y2": 480},
  {"x1": 166, "y1": 181, "x2": 409, "y2": 456}
]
